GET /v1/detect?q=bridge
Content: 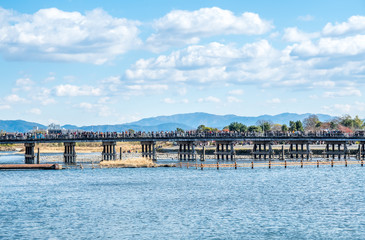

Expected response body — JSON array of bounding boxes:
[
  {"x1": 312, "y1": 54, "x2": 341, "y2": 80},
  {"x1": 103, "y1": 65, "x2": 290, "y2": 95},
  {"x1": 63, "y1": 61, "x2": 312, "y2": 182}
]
[{"x1": 1, "y1": 131, "x2": 365, "y2": 164}]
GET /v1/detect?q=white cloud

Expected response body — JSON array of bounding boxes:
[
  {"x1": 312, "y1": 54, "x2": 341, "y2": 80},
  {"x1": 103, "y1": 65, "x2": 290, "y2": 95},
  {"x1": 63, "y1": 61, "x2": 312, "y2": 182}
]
[
  {"x1": 55, "y1": 84, "x2": 101, "y2": 97},
  {"x1": 101, "y1": 76, "x2": 122, "y2": 92},
  {"x1": 28, "y1": 108, "x2": 41, "y2": 115},
  {"x1": 78, "y1": 102, "x2": 94, "y2": 110},
  {"x1": 313, "y1": 81, "x2": 335, "y2": 88},
  {"x1": 33, "y1": 88, "x2": 56, "y2": 105},
  {"x1": 323, "y1": 87, "x2": 361, "y2": 98},
  {"x1": 198, "y1": 96, "x2": 221, "y2": 103},
  {"x1": 126, "y1": 40, "x2": 278, "y2": 85},
  {"x1": 283, "y1": 27, "x2": 319, "y2": 42},
  {"x1": 147, "y1": 7, "x2": 273, "y2": 51},
  {"x1": 0, "y1": 7, "x2": 141, "y2": 64},
  {"x1": 4, "y1": 94, "x2": 26, "y2": 103},
  {"x1": 15, "y1": 78, "x2": 34, "y2": 91},
  {"x1": 322, "y1": 15, "x2": 365, "y2": 36}
]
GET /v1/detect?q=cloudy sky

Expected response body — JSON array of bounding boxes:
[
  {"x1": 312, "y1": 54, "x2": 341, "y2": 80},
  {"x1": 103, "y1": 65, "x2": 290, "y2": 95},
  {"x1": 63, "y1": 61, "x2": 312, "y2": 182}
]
[{"x1": 1, "y1": 0, "x2": 365, "y2": 126}]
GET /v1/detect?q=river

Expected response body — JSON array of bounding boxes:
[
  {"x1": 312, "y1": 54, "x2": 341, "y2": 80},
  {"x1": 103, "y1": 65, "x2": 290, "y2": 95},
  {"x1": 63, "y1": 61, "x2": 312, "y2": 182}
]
[{"x1": 0, "y1": 153, "x2": 364, "y2": 239}]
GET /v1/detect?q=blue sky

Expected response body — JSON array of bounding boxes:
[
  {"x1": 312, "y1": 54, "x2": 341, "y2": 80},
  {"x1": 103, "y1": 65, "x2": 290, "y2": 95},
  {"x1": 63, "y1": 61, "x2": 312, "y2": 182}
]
[{"x1": 1, "y1": 0, "x2": 365, "y2": 126}]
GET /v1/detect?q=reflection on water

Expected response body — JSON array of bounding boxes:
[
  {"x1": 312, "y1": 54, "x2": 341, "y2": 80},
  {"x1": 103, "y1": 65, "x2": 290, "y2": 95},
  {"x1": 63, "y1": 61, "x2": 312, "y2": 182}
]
[{"x1": 0, "y1": 156, "x2": 364, "y2": 239}]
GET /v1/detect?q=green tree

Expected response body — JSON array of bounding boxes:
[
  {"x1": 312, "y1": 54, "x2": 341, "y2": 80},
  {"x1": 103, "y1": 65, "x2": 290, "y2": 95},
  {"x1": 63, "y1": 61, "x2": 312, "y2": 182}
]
[
  {"x1": 256, "y1": 120, "x2": 272, "y2": 132},
  {"x1": 176, "y1": 128, "x2": 184, "y2": 133},
  {"x1": 128, "y1": 129, "x2": 135, "y2": 134},
  {"x1": 296, "y1": 120, "x2": 304, "y2": 132},
  {"x1": 340, "y1": 115, "x2": 353, "y2": 128},
  {"x1": 228, "y1": 122, "x2": 247, "y2": 132},
  {"x1": 353, "y1": 115, "x2": 364, "y2": 129},
  {"x1": 281, "y1": 124, "x2": 288, "y2": 132},
  {"x1": 329, "y1": 121, "x2": 337, "y2": 130},
  {"x1": 248, "y1": 125, "x2": 262, "y2": 132},
  {"x1": 289, "y1": 121, "x2": 297, "y2": 131},
  {"x1": 197, "y1": 124, "x2": 218, "y2": 132}
]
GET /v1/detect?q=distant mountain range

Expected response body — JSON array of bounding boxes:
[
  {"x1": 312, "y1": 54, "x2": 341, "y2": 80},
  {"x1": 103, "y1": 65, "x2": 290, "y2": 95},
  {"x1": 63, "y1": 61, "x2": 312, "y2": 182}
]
[{"x1": 0, "y1": 112, "x2": 333, "y2": 132}]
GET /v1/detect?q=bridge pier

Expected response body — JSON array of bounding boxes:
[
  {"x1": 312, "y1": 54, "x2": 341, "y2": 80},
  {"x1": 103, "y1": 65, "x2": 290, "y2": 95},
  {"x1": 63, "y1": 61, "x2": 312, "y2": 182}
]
[
  {"x1": 178, "y1": 141, "x2": 196, "y2": 161},
  {"x1": 324, "y1": 141, "x2": 348, "y2": 159},
  {"x1": 141, "y1": 141, "x2": 156, "y2": 161},
  {"x1": 200, "y1": 142, "x2": 206, "y2": 161},
  {"x1": 64, "y1": 142, "x2": 77, "y2": 164},
  {"x1": 288, "y1": 141, "x2": 311, "y2": 160},
  {"x1": 215, "y1": 141, "x2": 234, "y2": 161},
  {"x1": 252, "y1": 141, "x2": 272, "y2": 160},
  {"x1": 25, "y1": 143, "x2": 35, "y2": 164},
  {"x1": 102, "y1": 141, "x2": 116, "y2": 161},
  {"x1": 358, "y1": 142, "x2": 365, "y2": 159}
]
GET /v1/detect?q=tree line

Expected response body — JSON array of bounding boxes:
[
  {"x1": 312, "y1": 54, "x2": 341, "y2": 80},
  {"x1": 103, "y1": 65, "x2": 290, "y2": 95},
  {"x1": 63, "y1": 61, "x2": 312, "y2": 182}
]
[{"x1": 190, "y1": 115, "x2": 365, "y2": 133}]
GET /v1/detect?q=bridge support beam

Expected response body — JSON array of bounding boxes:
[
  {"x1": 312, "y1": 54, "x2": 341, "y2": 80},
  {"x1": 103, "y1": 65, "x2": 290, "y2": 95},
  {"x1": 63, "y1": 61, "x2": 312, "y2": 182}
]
[
  {"x1": 288, "y1": 141, "x2": 312, "y2": 160},
  {"x1": 25, "y1": 143, "x2": 35, "y2": 164},
  {"x1": 323, "y1": 141, "x2": 348, "y2": 159},
  {"x1": 215, "y1": 141, "x2": 234, "y2": 161},
  {"x1": 102, "y1": 141, "x2": 116, "y2": 161},
  {"x1": 178, "y1": 141, "x2": 196, "y2": 161},
  {"x1": 64, "y1": 142, "x2": 77, "y2": 164},
  {"x1": 252, "y1": 141, "x2": 272, "y2": 160},
  {"x1": 141, "y1": 141, "x2": 156, "y2": 161}
]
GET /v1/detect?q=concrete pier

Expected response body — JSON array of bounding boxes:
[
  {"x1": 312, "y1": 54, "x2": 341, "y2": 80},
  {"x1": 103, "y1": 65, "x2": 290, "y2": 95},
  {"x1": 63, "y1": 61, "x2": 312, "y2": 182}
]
[
  {"x1": 178, "y1": 141, "x2": 196, "y2": 161},
  {"x1": 288, "y1": 141, "x2": 312, "y2": 160},
  {"x1": 102, "y1": 141, "x2": 116, "y2": 161},
  {"x1": 323, "y1": 141, "x2": 348, "y2": 159},
  {"x1": 141, "y1": 141, "x2": 156, "y2": 161},
  {"x1": 64, "y1": 142, "x2": 77, "y2": 164},
  {"x1": 215, "y1": 141, "x2": 234, "y2": 161},
  {"x1": 252, "y1": 141, "x2": 272, "y2": 160},
  {"x1": 25, "y1": 143, "x2": 35, "y2": 164},
  {"x1": 358, "y1": 142, "x2": 365, "y2": 159}
]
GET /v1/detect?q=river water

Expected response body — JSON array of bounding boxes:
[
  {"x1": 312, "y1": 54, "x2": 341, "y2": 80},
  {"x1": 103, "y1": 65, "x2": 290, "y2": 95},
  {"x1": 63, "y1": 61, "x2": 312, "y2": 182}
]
[{"x1": 0, "y1": 153, "x2": 364, "y2": 239}]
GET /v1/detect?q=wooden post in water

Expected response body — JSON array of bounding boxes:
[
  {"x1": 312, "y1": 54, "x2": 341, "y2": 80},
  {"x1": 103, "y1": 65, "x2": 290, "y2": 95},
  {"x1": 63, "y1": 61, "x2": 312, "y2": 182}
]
[
  {"x1": 284, "y1": 160, "x2": 287, "y2": 168},
  {"x1": 234, "y1": 161, "x2": 237, "y2": 170},
  {"x1": 331, "y1": 159, "x2": 334, "y2": 167},
  {"x1": 251, "y1": 161, "x2": 254, "y2": 169},
  {"x1": 37, "y1": 148, "x2": 40, "y2": 164},
  {"x1": 301, "y1": 160, "x2": 303, "y2": 168},
  {"x1": 345, "y1": 159, "x2": 347, "y2": 167},
  {"x1": 201, "y1": 163, "x2": 204, "y2": 170},
  {"x1": 120, "y1": 147, "x2": 122, "y2": 160},
  {"x1": 187, "y1": 162, "x2": 189, "y2": 169},
  {"x1": 269, "y1": 160, "x2": 271, "y2": 169},
  {"x1": 317, "y1": 160, "x2": 319, "y2": 168},
  {"x1": 217, "y1": 162, "x2": 219, "y2": 170}
]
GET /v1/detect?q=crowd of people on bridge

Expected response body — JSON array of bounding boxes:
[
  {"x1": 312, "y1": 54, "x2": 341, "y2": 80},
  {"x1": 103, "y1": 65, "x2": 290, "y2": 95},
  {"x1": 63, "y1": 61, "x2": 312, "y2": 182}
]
[{"x1": 1, "y1": 129, "x2": 364, "y2": 141}]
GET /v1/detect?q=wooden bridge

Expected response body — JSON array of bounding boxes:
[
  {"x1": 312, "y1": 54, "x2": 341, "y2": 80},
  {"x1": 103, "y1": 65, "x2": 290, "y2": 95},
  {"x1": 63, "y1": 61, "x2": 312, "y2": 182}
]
[{"x1": 1, "y1": 132, "x2": 365, "y2": 164}]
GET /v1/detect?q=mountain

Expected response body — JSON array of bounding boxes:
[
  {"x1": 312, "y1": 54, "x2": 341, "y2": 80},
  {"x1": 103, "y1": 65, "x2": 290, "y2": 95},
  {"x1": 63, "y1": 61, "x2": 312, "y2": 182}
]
[
  {"x1": 0, "y1": 120, "x2": 46, "y2": 133},
  {"x1": 62, "y1": 123, "x2": 193, "y2": 132},
  {"x1": 129, "y1": 112, "x2": 333, "y2": 129},
  {"x1": 0, "y1": 112, "x2": 334, "y2": 132}
]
